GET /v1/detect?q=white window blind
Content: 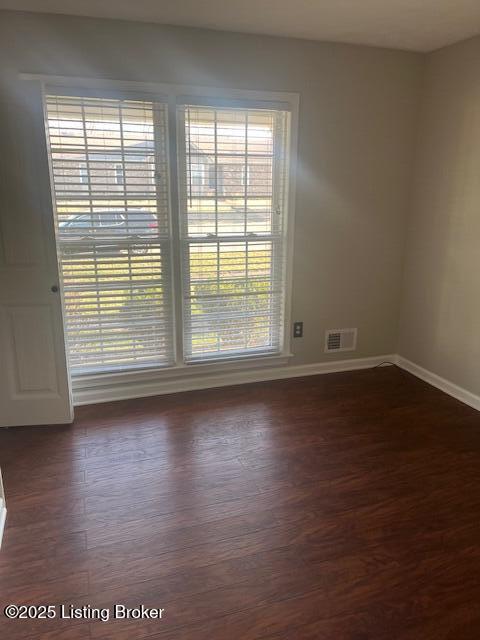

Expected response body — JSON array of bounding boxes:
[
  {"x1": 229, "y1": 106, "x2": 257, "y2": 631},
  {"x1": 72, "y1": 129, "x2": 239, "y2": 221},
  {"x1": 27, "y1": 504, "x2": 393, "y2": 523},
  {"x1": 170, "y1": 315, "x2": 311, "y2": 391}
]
[
  {"x1": 178, "y1": 105, "x2": 290, "y2": 362},
  {"x1": 44, "y1": 88, "x2": 293, "y2": 378},
  {"x1": 45, "y1": 94, "x2": 174, "y2": 373}
]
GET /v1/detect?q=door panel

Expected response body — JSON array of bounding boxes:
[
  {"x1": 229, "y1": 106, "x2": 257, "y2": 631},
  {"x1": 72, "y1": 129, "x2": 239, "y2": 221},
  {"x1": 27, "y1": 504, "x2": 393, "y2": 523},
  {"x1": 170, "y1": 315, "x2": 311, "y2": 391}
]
[
  {"x1": 5, "y1": 305, "x2": 59, "y2": 394},
  {"x1": 0, "y1": 82, "x2": 72, "y2": 426}
]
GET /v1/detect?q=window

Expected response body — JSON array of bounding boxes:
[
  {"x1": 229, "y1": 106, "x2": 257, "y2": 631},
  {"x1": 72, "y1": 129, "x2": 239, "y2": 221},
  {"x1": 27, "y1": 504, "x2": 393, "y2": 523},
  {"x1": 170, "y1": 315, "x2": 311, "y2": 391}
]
[
  {"x1": 190, "y1": 164, "x2": 204, "y2": 188},
  {"x1": 45, "y1": 88, "x2": 293, "y2": 376},
  {"x1": 114, "y1": 163, "x2": 124, "y2": 185},
  {"x1": 46, "y1": 95, "x2": 173, "y2": 374},
  {"x1": 79, "y1": 165, "x2": 88, "y2": 184},
  {"x1": 207, "y1": 164, "x2": 216, "y2": 190},
  {"x1": 178, "y1": 105, "x2": 290, "y2": 361},
  {"x1": 240, "y1": 165, "x2": 251, "y2": 188}
]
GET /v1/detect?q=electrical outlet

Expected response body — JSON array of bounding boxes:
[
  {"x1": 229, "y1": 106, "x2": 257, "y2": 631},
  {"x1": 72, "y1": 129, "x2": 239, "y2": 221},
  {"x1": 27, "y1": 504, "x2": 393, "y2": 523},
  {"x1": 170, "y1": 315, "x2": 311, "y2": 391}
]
[{"x1": 293, "y1": 321, "x2": 303, "y2": 338}]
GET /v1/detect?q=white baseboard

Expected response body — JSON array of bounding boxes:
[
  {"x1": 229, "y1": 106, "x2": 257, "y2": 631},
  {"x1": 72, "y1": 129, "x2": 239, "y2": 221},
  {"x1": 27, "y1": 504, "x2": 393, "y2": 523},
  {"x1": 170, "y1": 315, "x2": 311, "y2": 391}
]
[
  {"x1": 73, "y1": 354, "x2": 396, "y2": 406},
  {"x1": 70, "y1": 352, "x2": 480, "y2": 412},
  {"x1": 0, "y1": 502, "x2": 6, "y2": 550},
  {"x1": 395, "y1": 355, "x2": 480, "y2": 412}
]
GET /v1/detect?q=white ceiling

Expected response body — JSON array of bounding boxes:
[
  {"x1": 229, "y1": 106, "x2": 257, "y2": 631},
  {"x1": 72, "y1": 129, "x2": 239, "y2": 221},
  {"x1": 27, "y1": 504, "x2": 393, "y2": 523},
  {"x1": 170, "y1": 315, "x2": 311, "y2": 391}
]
[{"x1": 0, "y1": 0, "x2": 479, "y2": 52}]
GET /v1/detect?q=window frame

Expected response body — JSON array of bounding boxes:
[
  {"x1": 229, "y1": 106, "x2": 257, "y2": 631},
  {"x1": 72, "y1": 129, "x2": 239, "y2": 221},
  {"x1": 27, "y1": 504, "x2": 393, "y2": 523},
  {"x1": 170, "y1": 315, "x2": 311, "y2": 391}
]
[
  {"x1": 44, "y1": 93, "x2": 176, "y2": 374},
  {"x1": 177, "y1": 104, "x2": 291, "y2": 363},
  {"x1": 29, "y1": 74, "x2": 299, "y2": 381}
]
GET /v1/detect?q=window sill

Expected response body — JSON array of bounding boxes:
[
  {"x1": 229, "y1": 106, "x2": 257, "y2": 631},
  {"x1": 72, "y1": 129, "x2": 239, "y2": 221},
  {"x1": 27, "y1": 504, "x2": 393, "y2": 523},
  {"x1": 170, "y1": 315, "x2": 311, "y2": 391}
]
[{"x1": 71, "y1": 352, "x2": 294, "y2": 403}]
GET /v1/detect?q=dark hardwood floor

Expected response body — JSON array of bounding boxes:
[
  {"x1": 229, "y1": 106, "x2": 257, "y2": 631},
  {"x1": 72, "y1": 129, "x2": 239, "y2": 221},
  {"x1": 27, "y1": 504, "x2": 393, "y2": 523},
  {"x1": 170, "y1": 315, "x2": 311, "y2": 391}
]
[{"x1": 1, "y1": 365, "x2": 480, "y2": 639}]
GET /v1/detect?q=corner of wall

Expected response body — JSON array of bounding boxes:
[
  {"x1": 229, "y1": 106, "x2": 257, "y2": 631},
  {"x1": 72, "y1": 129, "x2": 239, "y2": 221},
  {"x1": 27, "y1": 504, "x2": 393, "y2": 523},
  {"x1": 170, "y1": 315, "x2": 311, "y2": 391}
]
[{"x1": 395, "y1": 52, "x2": 428, "y2": 356}]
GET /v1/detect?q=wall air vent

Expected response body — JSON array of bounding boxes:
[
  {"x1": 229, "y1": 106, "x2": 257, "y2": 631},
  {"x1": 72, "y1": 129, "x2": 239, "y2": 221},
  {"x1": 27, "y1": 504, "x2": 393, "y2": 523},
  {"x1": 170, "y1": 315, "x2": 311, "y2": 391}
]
[{"x1": 325, "y1": 328, "x2": 357, "y2": 353}]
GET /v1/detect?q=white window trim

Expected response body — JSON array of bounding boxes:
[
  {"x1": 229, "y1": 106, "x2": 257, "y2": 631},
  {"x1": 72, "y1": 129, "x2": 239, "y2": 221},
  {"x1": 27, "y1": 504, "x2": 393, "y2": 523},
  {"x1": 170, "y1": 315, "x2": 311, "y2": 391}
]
[
  {"x1": 72, "y1": 352, "x2": 292, "y2": 392},
  {"x1": 22, "y1": 73, "x2": 299, "y2": 387}
]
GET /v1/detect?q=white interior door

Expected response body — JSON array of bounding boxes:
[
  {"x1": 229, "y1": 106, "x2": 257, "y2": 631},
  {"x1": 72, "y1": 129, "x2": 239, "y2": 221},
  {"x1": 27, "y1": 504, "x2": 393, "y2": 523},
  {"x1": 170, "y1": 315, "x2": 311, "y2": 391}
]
[{"x1": 0, "y1": 82, "x2": 73, "y2": 427}]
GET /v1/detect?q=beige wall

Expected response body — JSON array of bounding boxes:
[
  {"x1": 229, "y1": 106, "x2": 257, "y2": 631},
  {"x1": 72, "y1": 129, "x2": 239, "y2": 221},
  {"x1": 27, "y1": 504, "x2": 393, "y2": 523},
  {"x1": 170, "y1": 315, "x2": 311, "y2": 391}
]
[
  {"x1": 398, "y1": 36, "x2": 480, "y2": 393},
  {"x1": 0, "y1": 10, "x2": 422, "y2": 366},
  {"x1": 1, "y1": 11, "x2": 478, "y2": 398}
]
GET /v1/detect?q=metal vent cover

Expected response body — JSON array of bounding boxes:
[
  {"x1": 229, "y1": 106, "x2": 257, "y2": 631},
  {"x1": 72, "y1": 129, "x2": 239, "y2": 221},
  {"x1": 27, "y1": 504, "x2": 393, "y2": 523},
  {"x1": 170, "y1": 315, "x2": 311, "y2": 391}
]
[{"x1": 325, "y1": 328, "x2": 357, "y2": 353}]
